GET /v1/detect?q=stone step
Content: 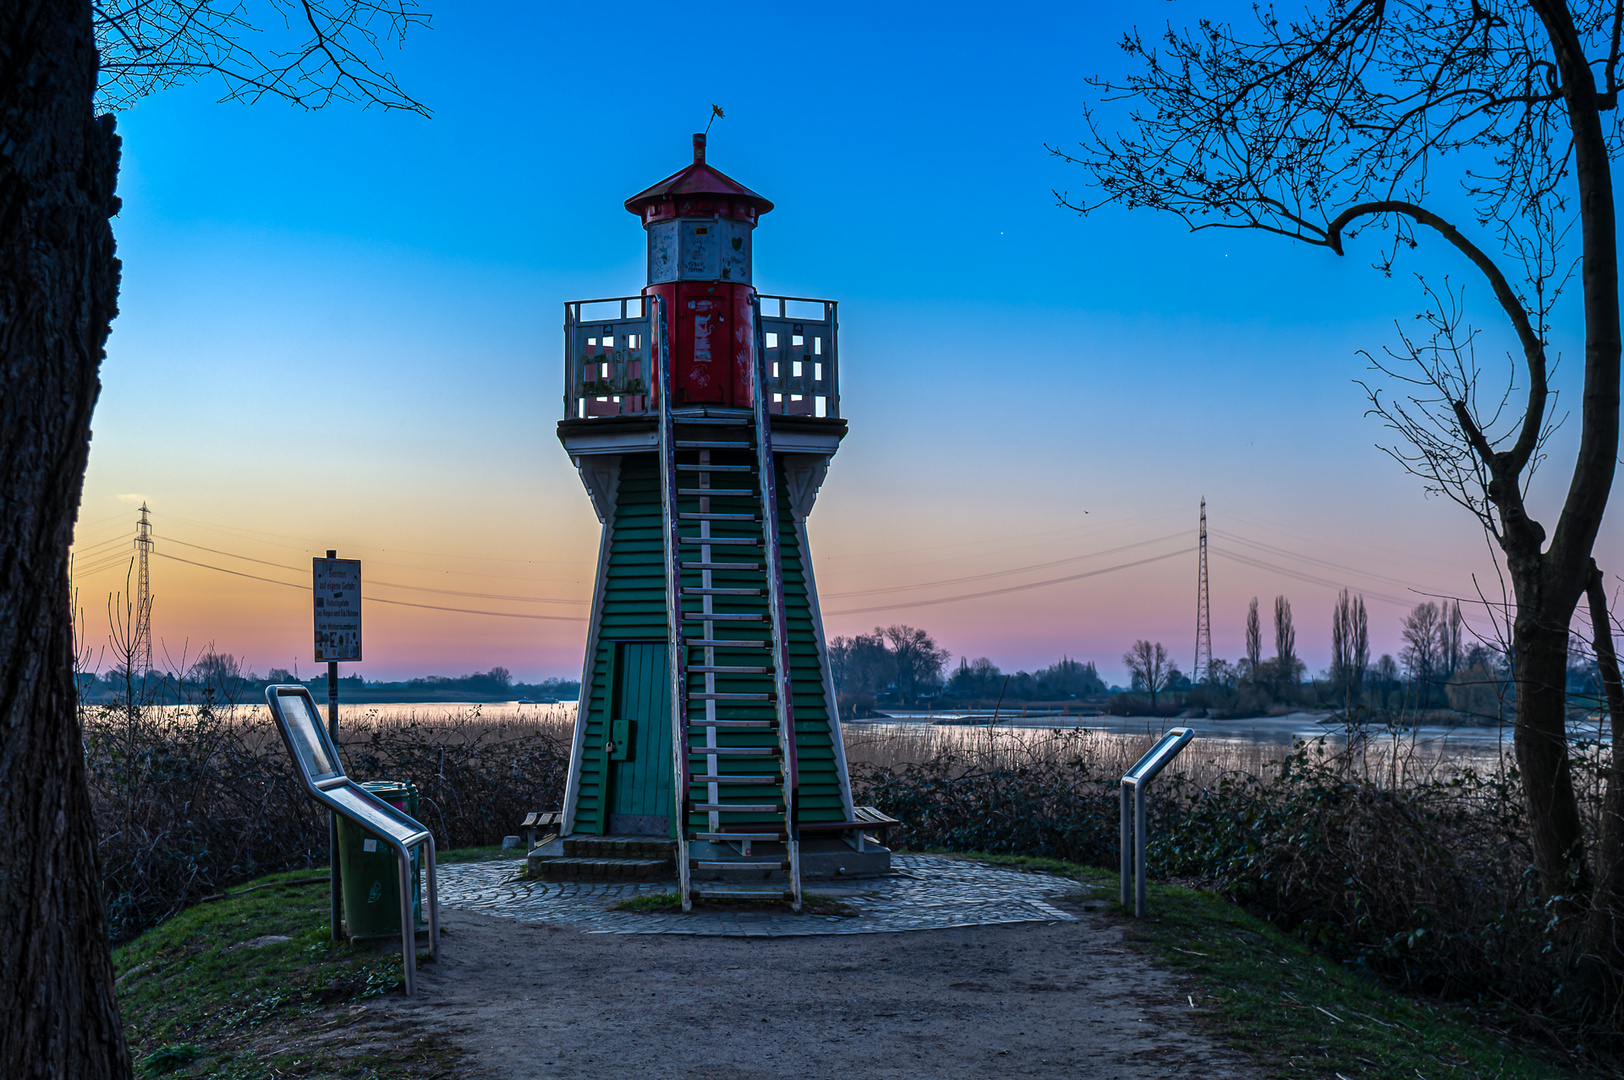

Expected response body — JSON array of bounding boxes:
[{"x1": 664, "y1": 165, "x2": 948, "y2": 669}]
[
  {"x1": 532, "y1": 856, "x2": 672, "y2": 882},
  {"x1": 561, "y1": 834, "x2": 676, "y2": 860}
]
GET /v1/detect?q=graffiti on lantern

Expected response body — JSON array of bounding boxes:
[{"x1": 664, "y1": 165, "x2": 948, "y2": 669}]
[
  {"x1": 720, "y1": 225, "x2": 750, "y2": 282},
  {"x1": 648, "y1": 222, "x2": 678, "y2": 283},
  {"x1": 681, "y1": 220, "x2": 718, "y2": 278}
]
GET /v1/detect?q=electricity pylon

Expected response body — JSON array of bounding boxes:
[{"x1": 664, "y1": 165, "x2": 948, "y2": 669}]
[
  {"x1": 1194, "y1": 497, "x2": 1211, "y2": 683},
  {"x1": 135, "y1": 502, "x2": 153, "y2": 676}
]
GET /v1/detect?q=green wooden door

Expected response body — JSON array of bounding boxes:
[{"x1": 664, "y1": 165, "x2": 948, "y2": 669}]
[{"x1": 608, "y1": 641, "x2": 674, "y2": 835}]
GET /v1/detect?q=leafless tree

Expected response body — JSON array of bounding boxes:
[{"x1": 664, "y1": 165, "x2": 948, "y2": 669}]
[
  {"x1": 93, "y1": 0, "x2": 431, "y2": 114},
  {"x1": 1244, "y1": 596, "x2": 1263, "y2": 676},
  {"x1": 882, "y1": 625, "x2": 951, "y2": 705},
  {"x1": 1331, "y1": 589, "x2": 1370, "y2": 715},
  {"x1": 1055, "y1": 0, "x2": 1624, "y2": 950},
  {"x1": 1, "y1": 4, "x2": 429, "y2": 1076},
  {"x1": 1122, "y1": 639, "x2": 1172, "y2": 710},
  {"x1": 1442, "y1": 599, "x2": 1466, "y2": 677},
  {"x1": 1273, "y1": 595, "x2": 1299, "y2": 684},
  {"x1": 1403, "y1": 602, "x2": 1445, "y2": 705}
]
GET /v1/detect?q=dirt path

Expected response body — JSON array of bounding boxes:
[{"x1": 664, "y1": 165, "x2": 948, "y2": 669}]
[{"x1": 368, "y1": 897, "x2": 1261, "y2": 1079}]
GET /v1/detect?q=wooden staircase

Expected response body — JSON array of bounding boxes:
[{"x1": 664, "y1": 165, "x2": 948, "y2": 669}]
[{"x1": 656, "y1": 301, "x2": 803, "y2": 912}]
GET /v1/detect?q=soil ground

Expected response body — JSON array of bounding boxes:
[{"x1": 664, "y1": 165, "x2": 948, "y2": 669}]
[{"x1": 365, "y1": 896, "x2": 1261, "y2": 1079}]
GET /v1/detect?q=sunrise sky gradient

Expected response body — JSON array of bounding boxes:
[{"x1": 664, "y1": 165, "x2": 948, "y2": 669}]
[{"x1": 68, "y1": 1, "x2": 1620, "y2": 686}]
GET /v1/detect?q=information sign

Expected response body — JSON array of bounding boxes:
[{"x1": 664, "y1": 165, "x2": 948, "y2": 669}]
[{"x1": 313, "y1": 558, "x2": 362, "y2": 662}]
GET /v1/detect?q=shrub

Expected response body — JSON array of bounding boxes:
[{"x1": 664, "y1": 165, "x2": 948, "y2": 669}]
[{"x1": 83, "y1": 697, "x2": 568, "y2": 942}]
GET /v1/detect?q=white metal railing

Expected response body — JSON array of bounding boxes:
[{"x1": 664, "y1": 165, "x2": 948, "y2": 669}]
[
  {"x1": 563, "y1": 296, "x2": 655, "y2": 419},
  {"x1": 1119, "y1": 727, "x2": 1194, "y2": 918},
  {"x1": 562, "y1": 294, "x2": 839, "y2": 420},
  {"x1": 758, "y1": 295, "x2": 839, "y2": 419}
]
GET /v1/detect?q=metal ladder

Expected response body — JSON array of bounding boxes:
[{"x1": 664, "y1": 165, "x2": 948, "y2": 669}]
[{"x1": 655, "y1": 300, "x2": 802, "y2": 913}]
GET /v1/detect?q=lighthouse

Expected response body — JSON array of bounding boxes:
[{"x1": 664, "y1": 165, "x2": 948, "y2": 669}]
[{"x1": 544, "y1": 134, "x2": 886, "y2": 910}]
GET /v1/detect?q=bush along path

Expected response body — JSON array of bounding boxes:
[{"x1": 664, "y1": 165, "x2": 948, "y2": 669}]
[
  {"x1": 950, "y1": 855, "x2": 1582, "y2": 1080},
  {"x1": 857, "y1": 736, "x2": 1617, "y2": 1067}
]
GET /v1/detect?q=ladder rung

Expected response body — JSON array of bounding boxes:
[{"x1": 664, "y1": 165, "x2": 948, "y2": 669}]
[
  {"x1": 681, "y1": 562, "x2": 763, "y2": 571},
  {"x1": 693, "y1": 774, "x2": 779, "y2": 784},
  {"x1": 691, "y1": 831, "x2": 784, "y2": 841},
  {"x1": 681, "y1": 588, "x2": 764, "y2": 596},
  {"x1": 678, "y1": 488, "x2": 756, "y2": 496},
  {"x1": 690, "y1": 746, "x2": 778, "y2": 756},
  {"x1": 691, "y1": 887, "x2": 796, "y2": 901},
  {"x1": 680, "y1": 512, "x2": 759, "y2": 522},
  {"x1": 676, "y1": 440, "x2": 752, "y2": 449},
  {"x1": 692, "y1": 803, "x2": 784, "y2": 813},
  {"x1": 676, "y1": 464, "x2": 753, "y2": 472},
  {"x1": 689, "y1": 665, "x2": 771, "y2": 674},
  {"x1": 691, "y1": 860, "x2": 789, "y2": 871},
  {"x1": 689, "y1": 692, "x2": 772, "y2": 701},
  {"x1": 678, "y1": 536, "x2": 758, "y2": 546},
  {"x1": 688, "y1": 718, "x2": 775, "y2": 729},
  {"x1": 682, "y1": 612, "x2": 763, "y2": 622},
  {"x1": 688, "y1": 639, "x2": 769, "y2": 648}
]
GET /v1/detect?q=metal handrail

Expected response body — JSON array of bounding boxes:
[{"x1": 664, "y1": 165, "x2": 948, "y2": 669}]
[
  {"x1": 264, "y1": 685, "x2": 441, "y2": 996},
  {"x1": 1119, "y1": 727, "x2": 1194, "y2": 917}
]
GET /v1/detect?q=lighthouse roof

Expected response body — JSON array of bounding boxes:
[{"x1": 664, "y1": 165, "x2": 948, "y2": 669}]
[{"x1": 625, "y1": 133, "x2": 774, "y2": 218}]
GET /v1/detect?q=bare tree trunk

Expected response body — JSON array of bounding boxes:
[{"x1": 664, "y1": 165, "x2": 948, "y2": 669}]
[
  {"x1": 1507, "y1": 0, "x2": 1624, "y2": 906},
  {"x1": 0, "y1": 1, "x2": 130, "y2": 1077},
  {"x1": 1513, "y1": 608, "x2": 1591, "y2": 898},
  {"x1": 1586, "y1": 562, "x2": 1624, "y2": 966}
]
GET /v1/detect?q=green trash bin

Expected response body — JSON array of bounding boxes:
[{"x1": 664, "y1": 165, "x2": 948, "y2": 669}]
[{"x1": 336, "y1": 780, "x2": 425, "y2": 940}]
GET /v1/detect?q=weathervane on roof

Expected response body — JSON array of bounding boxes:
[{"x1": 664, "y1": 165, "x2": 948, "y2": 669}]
[{"x1": 705, "y1": 104, "x2": 724, "y2": 135}]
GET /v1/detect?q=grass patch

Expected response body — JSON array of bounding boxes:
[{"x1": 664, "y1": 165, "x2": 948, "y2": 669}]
[
  {"x1": 939, "y1": 853, "x2": 1581, "y2": 1080},
  {"x1": 436, "y1": 845, "x2": 517, "y2": 864},
  {"x1": 607, "y1": 891, "x2": 859, "y2": 917},
  {"x1": 115, "y1": 866, "x2": 461, "y2": 1079}
]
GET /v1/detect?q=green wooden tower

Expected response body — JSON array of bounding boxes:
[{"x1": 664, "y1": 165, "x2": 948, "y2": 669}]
[{"x1": 552, "y1": 134, "x2": 883, "y2": 910}]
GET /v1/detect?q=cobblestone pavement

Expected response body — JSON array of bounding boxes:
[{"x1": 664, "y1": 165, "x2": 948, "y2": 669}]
[{"x1": 437, "y1": 854, "x2": 1090, "y2": 936}]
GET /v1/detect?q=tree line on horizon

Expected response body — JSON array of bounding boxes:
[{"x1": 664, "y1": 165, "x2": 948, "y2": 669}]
[
  {"x1": 76, "y1": 650, "x2": 579, "y2": 706},
  {"x1": 829, "y1": 624, "x2": 1106, "y2": 718}
]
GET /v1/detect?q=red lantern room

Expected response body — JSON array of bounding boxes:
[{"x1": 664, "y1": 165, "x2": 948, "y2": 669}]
[{"x1": 625, "y1": 133, "x2": 773, "y2": 408}]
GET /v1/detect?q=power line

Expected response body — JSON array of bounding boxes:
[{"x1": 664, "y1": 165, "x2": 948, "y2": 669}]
[
  {"x1": 826, "y1": 546, "x2": 1195, "y2": 617},
  {"x1": 162, "y1": 536, "x2": 586, "y2": 605},
  {"x1": 72, "y1": 533, "x2": 134, "y2": 558},
  {"x1": 1210, "y1": 548, "x2": 1414, "y2": 607},
  {"x1": 152, "y1": 551, "x2": 586, "y2": 623},
  {"x1": 818, "y1": 506, "x2": 1186, "y2": 562},
  {"x1": 150, "y1": 510, "x2": 581, "y2": 567},
  {"x1": 822, "y1": 531, "x2": 1188, "y2": 599},
  {"x1": 365, "y1": 595, "x2": 583, "y2": 623},
  {"x1": 1214, "y1": 528, "x2": 1434, "y2": 593}
]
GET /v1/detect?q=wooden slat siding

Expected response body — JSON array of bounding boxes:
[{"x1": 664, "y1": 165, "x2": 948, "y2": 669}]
[
  {"x1": 772, "y1": 457, "x2": 845, "y2": 822},
  {"x1": 573, "y1": 457, "x2": 669, "y2": 835},
  {"x1": 561, "y1": 518, "x2": 611, "y2": 836},
  {"x1": 571, "y1": 448, "x2": 850, "y2": 833},
  {"x1": 612, "y1": 641, "x2": 674, "y2": 821}
]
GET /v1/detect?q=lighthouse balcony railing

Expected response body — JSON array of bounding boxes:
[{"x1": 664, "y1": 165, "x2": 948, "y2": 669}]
[{"x1": 563, "y1": 294, "x2": 839, "y2": 420}]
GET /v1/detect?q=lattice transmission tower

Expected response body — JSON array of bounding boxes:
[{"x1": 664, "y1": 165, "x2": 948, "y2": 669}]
[
  {"x1": 135, "y1": 502, "x2": 153, "y2": 676},
  {"x1": 1194, "y1": 497, "x2": 1211, "y2": 683}
]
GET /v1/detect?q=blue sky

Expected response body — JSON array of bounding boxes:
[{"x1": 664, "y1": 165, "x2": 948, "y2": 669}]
[{"x1": 70, "y1": 1, "x2": 1612, "y2": 683}]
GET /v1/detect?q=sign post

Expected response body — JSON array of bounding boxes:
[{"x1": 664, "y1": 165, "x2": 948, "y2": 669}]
[{"x1": 313, "y1": 551, "x2": 362, "y2": 939}]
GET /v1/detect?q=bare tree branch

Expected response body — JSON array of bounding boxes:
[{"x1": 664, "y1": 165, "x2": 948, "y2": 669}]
[{"x1": 93, "y1": 0, "x2": 432, "y2": 115}]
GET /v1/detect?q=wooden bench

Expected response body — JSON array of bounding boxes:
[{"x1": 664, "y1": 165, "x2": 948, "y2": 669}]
[
  {"x1": 798, "y1": 805, "x2": 900, "y2": 852},
  {"x1": 521, "y1": 810, "x2": 563, "y2": 851}
]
